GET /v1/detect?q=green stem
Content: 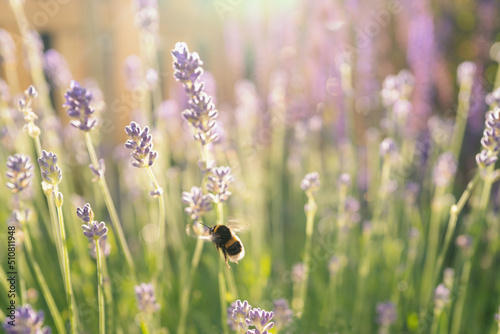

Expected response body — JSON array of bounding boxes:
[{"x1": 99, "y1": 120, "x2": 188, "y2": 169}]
[
  {"x1": 54, "y1": 186, "x2": 77, "y2": 334},
  {"x1": 218, "y1": 258, "x2": 229, "y2": 334},
  {"x1": 420, "y1": 186, "x2": 447, "y2": 306},
  {"x1": 140, "y1": 316, "x2": 151, "y2": 334},
  {"x1": 434, "y1": 172, "x2": 479, "y2": 280},
  {"x1": 430, "y1": 310, "x2": 441, "y2": 334},
  {"x1": 84, "y1": 132, "x2": 136, "y2": 276},
  {"x1": 96, "y1": 240, "x2": 105, "y2": 334},
  {"x1": 450, "y1": 259, "x2": 472, "y2": 334},
  {"x1": 146, "y1": 167, "x2": 170, "y2": 302},
  {"x1": 21, "y1": 220, "x2": 66, "y2": 333},
  {"x1": 450, "y1": 80, "x2": 473, "y2": 158},
  {"x1": 294, "y1": 194, "x2": 317, "y2": 317},
  {"x1": 177, "y1": 238, "x2": 204, "y2": 334}
]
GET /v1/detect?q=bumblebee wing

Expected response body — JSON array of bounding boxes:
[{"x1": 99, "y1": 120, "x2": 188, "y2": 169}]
[
  {"x1": 227, "y1": 219, "x2": 250, "y2": 234},
  {"x1": 185, "y1": 222, "x2": 212, "y2": 241}
]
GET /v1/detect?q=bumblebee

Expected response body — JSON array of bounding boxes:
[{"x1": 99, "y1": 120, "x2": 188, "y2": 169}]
[
  {"x1": 189, "y1": 222, "x2": 245, "y2": 268},
  {"x1": 208, "y1": 224, "x2": 245, "y2": 268}
]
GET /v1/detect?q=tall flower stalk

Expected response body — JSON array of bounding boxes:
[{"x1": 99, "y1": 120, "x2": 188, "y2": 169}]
[
  {"x1": 64, "y1": 80, "x2": 136, "y2": 277},
  {"x1": 38, "y1": 150, "x2": 77, "y2": 333},
  {"x1": 173, "y1": 42, "x2": 236, "y2": 334},
  {"x1": 293, "y1": 172, "x2": 320, "y2": 317},
  {"x1": 124, "y1": 121, "x2": 170, "y2": 301},
  {"x1": 78, "y1": 203, "x2": 108, "y2": 334},
  {"x1": 5, "y1": 155, "x2": 65, "y2": 333}
]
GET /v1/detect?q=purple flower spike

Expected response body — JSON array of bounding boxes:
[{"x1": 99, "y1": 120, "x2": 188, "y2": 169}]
[
  {"x1": 246, "y1": 307, "x2": 274, "y2": 332},
  {"x1": 181, "y1": 186, "x2": 212, "y2": 220},
  {"x1": 2, "y1": 304, "x2": 51, "y2": 334},
  {"x1": 124, "y1": 121, "x2": 158, "y2": 168},
  {"x1": 229, "y1": 299, "x2": 252, "y2": 331},
  {"x1": 172, "y1": 42, "x2": 204, "y2": 90},
  {"x1": 376, "y1": 301, "x2": 397, "y2": 327},
  {"x1": 82, "y1": 221, "x2": 108, "y2": 240},
  {"x1": 37, "y1": 151, "x2": 62, "y2": 186},
  {"x1": 76, "y1": 203, "x2": 94, "y2": 223},
  {"x1": 135, "y1": 282, "x2": 160, "y2": 314},
  {"x1": 207, "y1": 166, "x2": 233, "y2": 203},
  {"x1": 64, "y1": 80, "x2": 97, "y2": 131},
  {"x1": 6, "y1": 154, "x2": 34, "y2": 194}
]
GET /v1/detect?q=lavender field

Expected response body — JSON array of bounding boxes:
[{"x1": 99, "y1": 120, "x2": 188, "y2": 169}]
[{"x1": 1, "y1": 0, "x2": 500, "y2": 333}]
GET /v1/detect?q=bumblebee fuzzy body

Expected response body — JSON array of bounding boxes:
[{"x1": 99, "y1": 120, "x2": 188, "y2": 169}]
[{"x1": 209, "y1": 225, "x2": 245, "y2": 267}]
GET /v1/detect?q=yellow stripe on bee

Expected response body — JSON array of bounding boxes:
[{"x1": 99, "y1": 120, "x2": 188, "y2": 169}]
[
  {"x1": 225, "y1": 237, "x2": 237, "y2": 248},
  {"x1": 213, "y1": 225, "x2": 221, "y2": 233}
]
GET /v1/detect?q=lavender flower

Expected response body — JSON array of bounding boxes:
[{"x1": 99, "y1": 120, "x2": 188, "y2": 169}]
[
  {"x1": 229, "y1": 299, "x2": 252, "y2": 331},
  {"x1": 2, "y1": 304, "x2": 51, "y2": 334},
  {"x1": 272, "y1": 299, "x2": 293, "y2": 329},
  {"x1": 37, "y1": 151, "x2": 62, "y2": 186},
  {"x1": 476, "y1": 107, "x2": 500, "y2": 168},
  {"x1": 135, "y1": 283, "x2": 160, "y2": 314},
  {"x1": 171, "y1": 42, "x2": 204, "y2": 93},
  {"x1": 376, "y1": 302, "x2": 397, "y2": 326},
  {"x1": 300, "y1": 172, "x2": 320, "y2": 195},
  {"x1": 433, "y1": 152, "x2": 457, "y2": 187},
  {"x1": 434, "y1": 283, "x2": 451, "y2": 311},
  {"x1": 246, "y1": 307, "x2": 274, "y2": 332},
  {"x1": 63, "y1": 80, "x2": 97, "y2": 131},
  {"x1": 207, "y1": 166, "x2": 233, "y2": 202},
  {"x1": 89, "y1": 235, "x2": 111, "y2": 259},
  {"x1": 172, "y1": 42, "x2": 220, "y2": 145},
  {"x1": 181, "y1": 186, "x2": 212, "y2": 220},
  {"x1": 82, "y1": 221, "x2": 108, "y2": 240},
  {"x1": 124, "y1": 121, "x2": 158, "y2": 168},
  {"x1": 43, "y1": 49, "x2": 72, "y2": 88},
  {"x1": 76, "y1": 203, "x2": 95, "y2": 223},
  {"x1": 6, "y1": 154, "x2": 34, "y2": 193},
  {"x1": 495, "y1": 306, "x2": 500, "y2": 323},
  {"x1": 381, "y1": 70, "x2": 414, "y2": 107}
]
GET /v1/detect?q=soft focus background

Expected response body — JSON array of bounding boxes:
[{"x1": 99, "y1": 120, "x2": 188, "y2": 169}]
[{"x1": 1, "y1": 0, "x2": 500, "y2": 333}]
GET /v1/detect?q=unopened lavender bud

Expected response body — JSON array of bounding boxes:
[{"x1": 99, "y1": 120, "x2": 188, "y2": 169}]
[
  {"x1": 26, "y1": 85, "x2": 38, "y2": 98},
  {"x1": 54, "y1": 192, "x2": 63, "y2": 207},
  {"x1": 272, "y1": 299, "x2": 293, "y2": 329}
]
